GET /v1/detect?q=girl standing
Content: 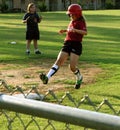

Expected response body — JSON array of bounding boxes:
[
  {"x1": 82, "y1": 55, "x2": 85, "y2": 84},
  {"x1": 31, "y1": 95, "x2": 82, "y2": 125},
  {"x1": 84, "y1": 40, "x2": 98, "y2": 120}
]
[{"x1": 23, "y1": 3, "x2": 42, "y2": 55}]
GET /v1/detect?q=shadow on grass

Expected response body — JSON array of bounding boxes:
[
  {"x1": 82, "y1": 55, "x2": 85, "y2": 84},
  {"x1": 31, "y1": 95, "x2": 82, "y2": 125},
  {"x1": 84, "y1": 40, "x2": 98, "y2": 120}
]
[
  {"x1": 85, "y1": 13, "x2": 120, "y2": 22},
  {"x1": 0, "y1": 26, "x2": 119, "y2": 65},
  {"x1": 0, "y1": 12, "x2": 120, "y2": 65}
]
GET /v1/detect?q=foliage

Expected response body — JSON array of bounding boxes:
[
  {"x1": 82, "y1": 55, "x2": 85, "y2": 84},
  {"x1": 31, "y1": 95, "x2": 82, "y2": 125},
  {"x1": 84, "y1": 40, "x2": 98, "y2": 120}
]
[
  {"x1": 62, "y1": 0, "x2": 72, "y2": 9},
  {"x1": 38, "y1": 3, "x2": 47, "y2": 12},
  {"x1": 0, "y1": 1, "x2": 8, "y2": 13},
  {"x1": 105, "y1": 3, "x2": 114, "y2": 9}
]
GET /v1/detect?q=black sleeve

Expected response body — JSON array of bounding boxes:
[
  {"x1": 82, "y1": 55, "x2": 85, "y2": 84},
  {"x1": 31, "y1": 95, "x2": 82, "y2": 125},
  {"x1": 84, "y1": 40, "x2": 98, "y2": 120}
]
[
  {"x1": 36, "y1": 13, "x2": 41, "y2": 22},
  {"x1": 23, "y1": 13, "x2": 29, "y2": 20}
]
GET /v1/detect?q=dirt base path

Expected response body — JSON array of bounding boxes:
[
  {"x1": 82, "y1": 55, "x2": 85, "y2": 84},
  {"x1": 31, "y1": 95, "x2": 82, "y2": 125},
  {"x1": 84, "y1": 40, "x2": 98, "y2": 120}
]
[{"x1": 0, "y1": 63, "x2": 102, "y2": 93}]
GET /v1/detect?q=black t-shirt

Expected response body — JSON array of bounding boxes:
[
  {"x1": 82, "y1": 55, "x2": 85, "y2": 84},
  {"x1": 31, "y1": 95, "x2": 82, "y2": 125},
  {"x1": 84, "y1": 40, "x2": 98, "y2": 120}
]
[{"x1": 23, "y1": 12, "x2": 40, "y2": 31}]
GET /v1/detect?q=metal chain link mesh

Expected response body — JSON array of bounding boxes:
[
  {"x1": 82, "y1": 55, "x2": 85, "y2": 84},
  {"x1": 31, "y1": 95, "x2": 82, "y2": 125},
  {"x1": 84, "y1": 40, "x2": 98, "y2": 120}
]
[{"x1": 0, "y1": 79, "x2": 120, "y2": 130}]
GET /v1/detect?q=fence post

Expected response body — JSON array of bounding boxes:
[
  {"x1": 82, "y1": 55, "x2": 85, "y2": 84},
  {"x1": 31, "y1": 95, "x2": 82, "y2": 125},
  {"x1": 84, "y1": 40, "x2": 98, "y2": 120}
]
[{"x1": 0, "y1": 94, "x2": 120, "y2": 130}]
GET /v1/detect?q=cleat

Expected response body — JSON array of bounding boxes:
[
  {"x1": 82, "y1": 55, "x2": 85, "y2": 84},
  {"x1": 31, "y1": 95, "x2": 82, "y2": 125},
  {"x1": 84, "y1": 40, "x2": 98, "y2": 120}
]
[
  {"x1": 74, "y1": 76, "x2": 83, "y2": 89},
  {"x1": 26, "y1": 51, "x2": 30, "y2": 55},
  {"x1": 35, "y1": 50, "x2": 41, "y2": 54},
  {"x1": 39, "y1": 73, "x2": 48, "y2": 84}
]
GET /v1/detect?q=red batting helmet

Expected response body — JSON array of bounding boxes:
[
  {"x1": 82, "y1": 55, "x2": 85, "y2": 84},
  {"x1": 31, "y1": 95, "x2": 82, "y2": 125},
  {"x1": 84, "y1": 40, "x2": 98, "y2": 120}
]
[{"x1": 66, "y1": 4, "x2": 82, "y2": 17}]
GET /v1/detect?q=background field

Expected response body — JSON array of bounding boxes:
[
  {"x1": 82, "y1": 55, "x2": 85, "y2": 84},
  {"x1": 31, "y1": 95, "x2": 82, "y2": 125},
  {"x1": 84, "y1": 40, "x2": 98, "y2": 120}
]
[{"x1": 0, "y1": 10, "x2": 120, "y2": 114}]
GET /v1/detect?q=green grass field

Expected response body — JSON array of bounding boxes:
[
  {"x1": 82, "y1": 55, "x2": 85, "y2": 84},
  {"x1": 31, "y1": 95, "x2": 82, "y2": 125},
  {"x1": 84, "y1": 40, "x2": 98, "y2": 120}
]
[{"x1": 0, "y1": 10, "x2": 120, "y2": 129}]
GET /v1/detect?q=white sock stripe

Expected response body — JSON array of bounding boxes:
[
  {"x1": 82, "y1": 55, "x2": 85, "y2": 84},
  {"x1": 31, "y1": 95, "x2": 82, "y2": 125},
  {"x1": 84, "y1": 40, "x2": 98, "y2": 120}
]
[
  {"x1": 35, "y1": 49, "x2": 39, "y2": 52},
  {"x1": 46, "y1": 64, "x2": 59, "y2": 79},
  {"x1": 52, "y1": 64, "x2": 59, "y2": 69},
  {"x1": 74, "y1": 69, "x2": 79, "y2": 75}
]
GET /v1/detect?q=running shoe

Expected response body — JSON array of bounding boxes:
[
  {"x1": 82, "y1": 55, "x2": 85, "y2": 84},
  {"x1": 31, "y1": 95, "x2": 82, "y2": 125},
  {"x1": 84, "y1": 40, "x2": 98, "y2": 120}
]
[
  {"x1": 26, "y1": 50, "x2": 30, "y2": 55},
  {"x1": 35, "y1": 50, "x2": 41, "y2": 54},
  {"x1": 40, "y1": 73, "x2": 48, "y2": 84},
  {"x1": 74, "y1": 76, "x2": 83, "y2": 89}
]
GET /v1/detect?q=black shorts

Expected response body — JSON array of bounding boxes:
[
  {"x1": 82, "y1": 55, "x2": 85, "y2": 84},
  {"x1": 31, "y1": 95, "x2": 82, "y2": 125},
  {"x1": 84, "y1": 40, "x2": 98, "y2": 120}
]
[
  {"x1": 26, "y1": 30, "x2": 40, "y2": 40},
  {"x1": 61, "y1": 41, "x2": 82, "y2": 56}
]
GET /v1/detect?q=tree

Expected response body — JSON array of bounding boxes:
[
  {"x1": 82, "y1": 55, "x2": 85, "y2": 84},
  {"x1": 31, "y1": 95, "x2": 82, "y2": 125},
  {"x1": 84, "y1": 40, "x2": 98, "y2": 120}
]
[
  {"x1": 0, "y1": 0, "x2": 8, "y2": 13},
  {"x1": 62, "y1": 0, "x2": 72, "y2": 9}
]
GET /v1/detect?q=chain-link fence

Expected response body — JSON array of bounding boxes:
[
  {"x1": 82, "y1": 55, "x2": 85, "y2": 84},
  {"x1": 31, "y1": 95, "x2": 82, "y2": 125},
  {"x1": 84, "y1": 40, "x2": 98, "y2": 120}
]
[{"x1": 0, "y1": 79, "x2": 120, "y2": 130}]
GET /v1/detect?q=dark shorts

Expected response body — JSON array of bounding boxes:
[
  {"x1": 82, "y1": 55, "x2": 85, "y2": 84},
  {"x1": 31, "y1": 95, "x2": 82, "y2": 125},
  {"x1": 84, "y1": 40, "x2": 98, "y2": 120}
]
[
  {"x1": 61, "y1": 41, "x2": 82, "y2": 56},
  {"x1": 26, "y1": 30, "x2": 40, "y2": 40}
]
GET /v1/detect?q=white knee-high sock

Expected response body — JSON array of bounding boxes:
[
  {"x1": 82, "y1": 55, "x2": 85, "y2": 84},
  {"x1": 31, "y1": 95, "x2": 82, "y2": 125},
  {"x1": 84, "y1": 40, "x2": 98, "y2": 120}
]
[
  {"x1": 74, "y1": 69, "x2": 82, "y2": 80},
  {"x1": 47, "y1": 64, "x2": 59, "y2": 79}
]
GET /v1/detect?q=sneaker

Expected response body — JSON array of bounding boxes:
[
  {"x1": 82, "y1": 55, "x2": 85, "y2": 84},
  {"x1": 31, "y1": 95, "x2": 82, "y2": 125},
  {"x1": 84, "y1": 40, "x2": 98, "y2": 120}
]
[
  {"x1": 35, "y1": 50, "x2": 41, "y2": 54},
  {"x1": 74, "y1": 76, "x2": 83, "y2": 89},
  {"x1": 26, "y1": 51, "x2": 30, "y2": 55},
  {"x1": 40, "y1": 73, "x2": 48, "y2": 84}
]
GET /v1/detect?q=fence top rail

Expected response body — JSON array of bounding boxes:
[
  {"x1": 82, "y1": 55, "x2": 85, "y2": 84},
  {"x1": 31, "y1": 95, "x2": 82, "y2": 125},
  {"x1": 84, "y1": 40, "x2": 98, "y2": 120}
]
[{"x1": 0, "y1": 94, "x2": 120, "y2": 130}]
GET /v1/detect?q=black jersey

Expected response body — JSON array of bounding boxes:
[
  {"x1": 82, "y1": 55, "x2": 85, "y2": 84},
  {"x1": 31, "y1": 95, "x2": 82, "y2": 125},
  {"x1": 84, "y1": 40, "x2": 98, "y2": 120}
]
[{"x1": 23, "y1": 13, "x2": 40, "y2": 31}]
